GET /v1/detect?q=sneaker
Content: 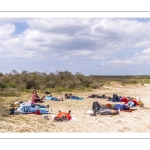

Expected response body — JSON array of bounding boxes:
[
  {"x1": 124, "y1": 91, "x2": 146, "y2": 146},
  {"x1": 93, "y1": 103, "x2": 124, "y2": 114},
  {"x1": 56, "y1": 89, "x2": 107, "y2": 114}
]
[
  {"x1": 90, "y1": 113, "x2": 96, "y2": 116},
  {"x1": 46, "y1": 116, "x2": 49, "y2": 120},
  {"x1": 116, "y1": 111, "x2": 119, "y2": 115}
]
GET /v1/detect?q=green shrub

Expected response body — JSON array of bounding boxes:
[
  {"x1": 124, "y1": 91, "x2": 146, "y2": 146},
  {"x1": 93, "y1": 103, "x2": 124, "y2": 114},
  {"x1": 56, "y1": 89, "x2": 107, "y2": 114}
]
[{"x1": 2, "y1": 82, "x2": 17, "y2": 88}]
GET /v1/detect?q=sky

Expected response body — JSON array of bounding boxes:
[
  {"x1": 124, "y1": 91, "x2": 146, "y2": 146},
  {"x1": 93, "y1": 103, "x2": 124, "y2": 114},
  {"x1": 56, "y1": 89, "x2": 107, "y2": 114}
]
[{"x1": 0, "y1": 17, "x2": 150, "y2": 76}]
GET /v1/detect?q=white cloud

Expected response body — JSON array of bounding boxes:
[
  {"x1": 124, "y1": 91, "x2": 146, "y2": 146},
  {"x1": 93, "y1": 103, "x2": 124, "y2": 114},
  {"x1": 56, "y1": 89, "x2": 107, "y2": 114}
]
[
  {"x1": 102, "y1": 47, "x2": 150, "y2": 67},
  {"x1": 0, "y1": 23, "x2": 15, "y2": 39},
  {"x1": 142, "y1": 48, "x2": 150, "y2": 54},
  {"x1": 1, "y1": 18, "x2": 150, "y2": 75}
]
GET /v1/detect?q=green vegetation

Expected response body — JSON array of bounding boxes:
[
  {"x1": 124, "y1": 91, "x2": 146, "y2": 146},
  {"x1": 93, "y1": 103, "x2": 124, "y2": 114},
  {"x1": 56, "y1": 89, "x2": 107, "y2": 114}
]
[{"x1": 0, "y1": 70, "x2": 150, "y2": 97}]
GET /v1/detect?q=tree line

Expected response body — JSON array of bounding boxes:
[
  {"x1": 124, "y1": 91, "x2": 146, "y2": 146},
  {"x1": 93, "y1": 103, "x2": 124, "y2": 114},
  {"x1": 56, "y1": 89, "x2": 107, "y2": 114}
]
[{"x1": 0, "y1": 70, "x2": 149, "y2": 96}]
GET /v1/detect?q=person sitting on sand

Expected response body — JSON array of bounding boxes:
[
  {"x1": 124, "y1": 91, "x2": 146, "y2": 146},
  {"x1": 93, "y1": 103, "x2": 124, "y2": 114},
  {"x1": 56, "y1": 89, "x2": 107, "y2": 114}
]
[{"x1": 32, "y1": 90, "x2": 45, "y2": 103}]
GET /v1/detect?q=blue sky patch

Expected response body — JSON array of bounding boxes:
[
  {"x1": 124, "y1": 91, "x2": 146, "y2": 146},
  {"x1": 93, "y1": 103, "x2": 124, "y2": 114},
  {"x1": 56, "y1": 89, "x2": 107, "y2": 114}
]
[{"x1": 13, "y1": 21, "x2": 28, "y2": 35}]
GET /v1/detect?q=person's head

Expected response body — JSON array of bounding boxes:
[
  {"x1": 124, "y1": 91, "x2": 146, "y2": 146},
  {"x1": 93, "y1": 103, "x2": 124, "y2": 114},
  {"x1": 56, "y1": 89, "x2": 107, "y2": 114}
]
[
  {"x1": 45, "y1": 91, "x2": 50, "y2": 94},
  {"x1": 33, "y1": 90, "x2": 37, "y2": 94},
  {"x1": 127, "y1": 97, "x2": 132, "y2": 101},
  {"x1": 69, "y1": 93, "x2": 72, "y2": 96},
  {"x1": 130, "y1": 98, "x2": 133, "y2": 101}
]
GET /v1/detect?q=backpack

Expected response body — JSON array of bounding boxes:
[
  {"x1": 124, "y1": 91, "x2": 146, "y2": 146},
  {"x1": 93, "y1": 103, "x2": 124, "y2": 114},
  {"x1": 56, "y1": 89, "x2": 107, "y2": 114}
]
[
  {"x1": 45, "y1": 91, "x2": 51, "y2": 94},
  {"x1": 54, "y1": 110, "x2": 72, "y2": 121},
  {"x1": 92, "y1": 101, "x2": 101, "y2": 113},
  {"x1": 137, "y1": 101, "x2": 144, "y2": 107},
  {"x1": 102, "y1": 94, "x2": 105, "y2": 98},
  {"x1": 112, "y1": 94, "x2": 120, "y2": 102},
  {"x1": 105, "y1": 103, "x2": 112, "y2": 109}
]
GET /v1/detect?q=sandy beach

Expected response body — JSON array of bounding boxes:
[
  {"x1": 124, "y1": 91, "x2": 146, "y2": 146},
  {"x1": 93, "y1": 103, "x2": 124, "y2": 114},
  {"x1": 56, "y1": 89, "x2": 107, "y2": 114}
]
[{"x1": 1, "y1": 82, "x2": 150, "y2": 133}]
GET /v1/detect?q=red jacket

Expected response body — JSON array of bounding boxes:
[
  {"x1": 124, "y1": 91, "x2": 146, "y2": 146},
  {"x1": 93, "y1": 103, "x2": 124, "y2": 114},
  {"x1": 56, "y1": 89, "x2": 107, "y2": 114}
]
[
  {"x1": 120, "y1": 97, "x2": 128, "y2": 104},
  {"x1": 131, "y1": 99, "x2": 139, "y2": 106}
]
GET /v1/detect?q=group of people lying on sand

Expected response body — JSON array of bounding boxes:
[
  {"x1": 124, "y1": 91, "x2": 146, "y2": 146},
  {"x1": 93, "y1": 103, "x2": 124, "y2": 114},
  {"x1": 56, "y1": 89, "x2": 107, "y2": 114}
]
[
  {"x1": 3, "y1": 90, "x2": 143, "y2": 122},
  {"x1": 32, "y1": 90, "x2": 84, "y2": 103},
  {"x1": 88, "y1": 93, "x2": 142, "y2": 108}
]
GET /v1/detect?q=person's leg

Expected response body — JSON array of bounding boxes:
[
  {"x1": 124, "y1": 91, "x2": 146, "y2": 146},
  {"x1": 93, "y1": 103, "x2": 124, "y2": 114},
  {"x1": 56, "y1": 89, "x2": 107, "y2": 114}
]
[
  {"x1": 41, "y1": 94, "x2": 46, "y2": 100},
  {"x1": 72, "y1": 96, "x2": 80, "y2": 100},
  {"x1": 34, "y1": 99, "x2": 39, "y2": 103},
  {"x1": 31, "y1": 104, "x2": 48, "y2": 108},
  {"x1": 78, "y1": 97, "x2": 84, "y2": 100},
  {"x1": 128, "y1": 101, "x2": 135, "y2": 108},
  {"x1": 70, "y1": 96, "x2": 77, "y2": 99},
  {"x1": 128, "y1": 101, "x2": 131, "y2": 106},
  {"x1": 51, "y1": 97, "x2": 59, "y2": 101}
]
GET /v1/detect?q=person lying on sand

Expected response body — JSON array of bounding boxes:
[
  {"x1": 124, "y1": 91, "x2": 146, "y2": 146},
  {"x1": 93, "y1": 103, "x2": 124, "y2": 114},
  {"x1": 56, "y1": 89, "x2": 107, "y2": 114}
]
[
  {"x1": 127, "y1": 98, "x2": 139, "y2": 108},
  {"x1": 44, "y1": 95, "x2": 64, "y2": 101},
  {"x1": 65, "y1": 93, "x2": 83, "y2": 100},
  {"x1": 43, "y1": 91, "x2": 64, "y2": 101},
  {"x1": 87, "y1": 94, "x2": 107, "y2": 99}
]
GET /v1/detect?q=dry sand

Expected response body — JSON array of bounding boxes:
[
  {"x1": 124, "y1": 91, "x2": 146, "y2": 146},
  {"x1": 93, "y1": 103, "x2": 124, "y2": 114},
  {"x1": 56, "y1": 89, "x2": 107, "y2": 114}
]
[{"x1": 1, "y1": 82, "x2": 150, "y2": 133}]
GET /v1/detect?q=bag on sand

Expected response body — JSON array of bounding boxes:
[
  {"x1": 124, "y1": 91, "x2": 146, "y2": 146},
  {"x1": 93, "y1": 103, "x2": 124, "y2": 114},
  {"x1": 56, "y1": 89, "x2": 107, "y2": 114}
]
[
  {"x1": 112, "y1": 94, "x2": 120, "y2": 102},
  {"x1": 54, "y1": 110, "x2": 72, "y2": 121},
  {"x1": 137, "y1": 101, "x2": 144, "y2": 107}
]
